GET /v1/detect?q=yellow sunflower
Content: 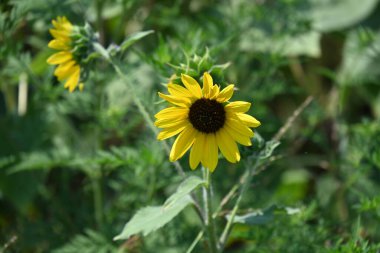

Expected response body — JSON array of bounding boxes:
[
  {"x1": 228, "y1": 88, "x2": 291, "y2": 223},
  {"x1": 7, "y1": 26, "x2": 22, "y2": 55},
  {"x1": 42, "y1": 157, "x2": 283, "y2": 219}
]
[
  {"x1": 155, "y1": 72, "x2": 261, "y2": 172},
  {"x1": 47, "y1": 16, "x2": 83, "y2": 92}
]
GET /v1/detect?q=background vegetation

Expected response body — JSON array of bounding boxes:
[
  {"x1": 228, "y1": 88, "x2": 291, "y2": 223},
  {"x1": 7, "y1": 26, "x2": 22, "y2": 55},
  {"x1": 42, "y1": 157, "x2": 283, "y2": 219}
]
[{"x1": 1, "y1": 0, "x2": 380, "y2": 252}]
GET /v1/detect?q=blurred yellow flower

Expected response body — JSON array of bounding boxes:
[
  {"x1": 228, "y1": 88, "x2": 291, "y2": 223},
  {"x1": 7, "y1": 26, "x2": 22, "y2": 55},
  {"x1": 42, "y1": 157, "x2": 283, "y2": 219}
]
[
  {"x1": 47, "y1": 16, "x2": 81, "y2": 92},
  {"x1": 155, "y1": 72, "x2": 261, "y2": 172}
]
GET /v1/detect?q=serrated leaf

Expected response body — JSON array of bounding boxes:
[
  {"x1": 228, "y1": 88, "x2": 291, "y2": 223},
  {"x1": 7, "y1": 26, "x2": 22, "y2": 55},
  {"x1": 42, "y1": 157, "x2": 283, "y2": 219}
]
[
  {"x1": 226, "y1": 205, "x2": 301, "y2": 225},
  {"x1": 120, "y1": 30, "x2": 154, "y2": 52},
  {"x1": 114, "y1": 176, "x2": 204, "y2": 240},
  {"x1": 114, "y1": 196, "x2": 192, "y2": 240}
]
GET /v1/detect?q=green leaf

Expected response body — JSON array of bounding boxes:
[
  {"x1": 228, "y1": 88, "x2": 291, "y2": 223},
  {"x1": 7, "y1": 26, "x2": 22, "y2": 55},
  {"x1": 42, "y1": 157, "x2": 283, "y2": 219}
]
[
  {"x1": 120, "y1": 30, "x2": 154, "y2": 52},
  {"x1": 338, "y1": 29, "x2": 380, "y2": 86},
  {"x1": 114, "y1": 176, "x2": 205, "y2": 240},
  {"x1": 240, "y1": 30, "x2": 321, "y2": 57},
  {"x1": 0, "y1": 156, "x2": 16, "y2": 169},
  {"x1": 53, "y1": 229, "x2": 116, "y2": 253},
  {"x1": 114, "y1": 197, "x2": 192, "y2": 241},
  {"x1": 310, "y1": 0, "x2": 379, "y2": 32},
  {"x1": 226, "y1": 205, "x2": 301, "y2": 225},
  {"x1": 164, "y1": 176, "x2": 205, "y2": 207}
]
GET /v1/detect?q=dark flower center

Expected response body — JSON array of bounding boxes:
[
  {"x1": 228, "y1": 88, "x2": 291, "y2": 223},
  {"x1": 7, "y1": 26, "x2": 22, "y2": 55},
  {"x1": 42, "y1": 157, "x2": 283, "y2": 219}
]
[{"x1": 189, "y1": 98, "x2": 226, "y2": 133}]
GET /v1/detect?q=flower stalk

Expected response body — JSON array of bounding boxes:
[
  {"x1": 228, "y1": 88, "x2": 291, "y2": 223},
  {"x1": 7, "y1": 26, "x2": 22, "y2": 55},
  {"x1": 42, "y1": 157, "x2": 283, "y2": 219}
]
[
  {"x1": 202, "y1": 167, "x2": 219, "y2": 253},
  {"x1": 219, "y1": 161, "x2": 257, "y2": 250}
]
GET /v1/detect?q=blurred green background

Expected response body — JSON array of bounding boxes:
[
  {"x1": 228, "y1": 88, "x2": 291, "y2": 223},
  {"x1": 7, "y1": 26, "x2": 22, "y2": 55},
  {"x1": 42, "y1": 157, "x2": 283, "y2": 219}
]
[{"x1": 1, "y1": 0, "x2": 380, "y2": 252}]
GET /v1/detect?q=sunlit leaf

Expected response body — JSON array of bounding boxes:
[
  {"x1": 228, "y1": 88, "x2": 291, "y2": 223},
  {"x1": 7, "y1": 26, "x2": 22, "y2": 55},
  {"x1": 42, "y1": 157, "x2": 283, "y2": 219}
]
[
  {"x1": 310, "y1": 0, "x2": 379, "y2": 31},
  {"x1": 164, "y1": 176, "x2": 205, "y2": 207},
  {"x1": 114, "y1": 176, "x2": 204, "y2": 240}
]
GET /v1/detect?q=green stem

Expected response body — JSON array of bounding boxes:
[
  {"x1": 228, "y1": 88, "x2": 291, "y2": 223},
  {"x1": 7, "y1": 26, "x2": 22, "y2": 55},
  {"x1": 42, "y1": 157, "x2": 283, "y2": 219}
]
[
  {"x1": 110, "y1": 61, "x2": 158, "y2": 135},
  {"x1": 96, "y1": 0, "x2": 105, "y2": 45},
  {"x1": 202, "y1": 168, "x2": 219, "y2": 253},
  {"x1": 218, "y1": 96, "x2": 314, "y2": 249},
  {"x1": 92, "y1": 172, "x2": 104, "y2": 230},
  {"x1": 219, "y1": 159, "x2": 259, "y2": 250},
  {"x1": 186, "y1": 230, "x2": 204, "y2": 253}
]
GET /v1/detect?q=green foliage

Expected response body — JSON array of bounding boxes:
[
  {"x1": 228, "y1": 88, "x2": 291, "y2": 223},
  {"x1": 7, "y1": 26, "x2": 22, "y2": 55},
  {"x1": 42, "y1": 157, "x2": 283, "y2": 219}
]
[
  {"x1": 310, "y1": 0, "x2": 379, "y2": 31},
  {"x1": 1, "y1": 0, "x2": 380, "y2": 252},
  {"x1": 53, "y1": 230, "x2": 117, "y2": 253},
  {"x1": 226, "y1": 205, "x2": 301, "y2": 225},
  {"x1": 119, "y1": 30, "x2": 155, "y2": 53},
  {"x1": 115, "y1": 176, "x2": 204, "y2": 240}
]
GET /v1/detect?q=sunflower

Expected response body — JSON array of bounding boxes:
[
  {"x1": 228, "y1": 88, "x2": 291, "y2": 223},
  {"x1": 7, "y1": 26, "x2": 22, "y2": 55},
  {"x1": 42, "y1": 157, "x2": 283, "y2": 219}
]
[
  {"x1": 47, "y1": 16, "x2": 83, "y2": 92},
  {"x1": 155, "y1": 72, "x2": 261, "y2": 172}
]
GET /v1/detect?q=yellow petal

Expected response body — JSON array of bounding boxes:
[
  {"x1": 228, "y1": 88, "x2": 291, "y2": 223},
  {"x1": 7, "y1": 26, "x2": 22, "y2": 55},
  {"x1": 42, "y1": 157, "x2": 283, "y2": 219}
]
[
  {"x1": 155, "y1": 107, "x2": 189, "y2": 119},
  {"x1": 52, "y1": 19, "x2": 58, "y2": 27},
  {"x1": 224, "y1": 125, "x2": 252, "y2": 146},
  {"x1": 52, "y1": 17, "x2": 72, "y2": 31},
  {"x1": 49, "y1": 28, "x2": 70, "y2": 40},
  {"x1": 189, "y1": 132, "x2": 205, "y2": 170},
  {"x1": 216, "y1": 130, "x2": 240, "y2": 163},
  {"x1": 209, "y1": 85, "x2": 220, "y2": 99},
  {"x1": 48, "y1": 39, "x2": 70, "y2": 50},
  {"x1": 225, "y1": 118, "x2": 254, "y2": 137},
  {"x1": 158, "y1": 92, "x2": 191, "y2": 107},
  {"x1": 202, "y1": 72, "x2": 213, "y2": 98},
  {"x1": 236, "y1": 113, "x2": 261, "y2": 128},
  {"x1": 54, "y1": 61, "x2": 76, "y2": 80},
  {"x1": 157, "y1": 121, "x2": 189, "y2": 140},
  {"x1": 216, "y1": 84, "x2": 234, "y2": 103},
  {"x1": 47, "y1": 51, "x2": 72, "y2": 65},
  {"x1": 169, "y1": 125, "x2": 197, "y2": 161},
  {"x1": 154, "y1": 112, "x2": 188, "y2": 126},
  {"x1": 64, "y1": 66, "x2": 80, "y2": 92},
  {"x1": 225, "y1": 101, "x2": 251, "y2": 113},
  {"x1": 201, "y1": 133, "x2": 218, "y2": 172},
  {"x1": 181, "y1": 74, "x2": 202, "y2": 98},
  {"x1": 168, "y1": 83, "x2": 194, "y2": 98},
  {"x1": 155, "y1": 118, "x2": 188, "y2": 128}
]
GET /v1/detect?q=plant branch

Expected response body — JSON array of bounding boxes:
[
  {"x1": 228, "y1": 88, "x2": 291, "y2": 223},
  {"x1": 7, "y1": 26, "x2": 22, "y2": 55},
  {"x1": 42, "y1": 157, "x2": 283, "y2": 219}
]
[
  {"x1": 218, "y1": 96, "x2": 314, "y2": 250},
  {"x1": 202, "y1": 167, "x2": 219, "y2": 253},
  {"x1": 186, "y1": 231, "x2": 204, "y2": 253}
]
